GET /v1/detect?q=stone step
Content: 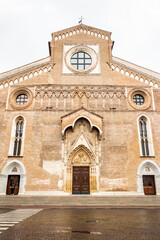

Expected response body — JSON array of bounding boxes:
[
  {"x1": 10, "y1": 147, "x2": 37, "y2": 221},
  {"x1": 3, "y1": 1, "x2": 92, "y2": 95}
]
[{"x1": 0, "y1": 195, "x2": 160, "y2": 208}]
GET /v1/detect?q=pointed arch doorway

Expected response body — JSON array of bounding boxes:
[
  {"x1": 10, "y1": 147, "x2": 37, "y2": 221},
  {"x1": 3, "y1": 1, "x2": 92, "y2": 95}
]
[{"x1": 64, "y1": 145, "x2": 99, "y2": 194}]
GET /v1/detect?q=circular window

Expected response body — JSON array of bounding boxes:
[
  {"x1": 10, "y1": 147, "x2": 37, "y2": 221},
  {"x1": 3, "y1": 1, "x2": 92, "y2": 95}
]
[
  {"x1": 65, "y1": 45, "x2": 98, "y2": 74},
  {"x1": 16, "y1": 94, "x2": 28, "y2": 105},
  {"x1": 9, "y1": 87, "x2": 33, "y2": 110},
  {"x1": 128, "y1": 89, "x2": 151, "y2": 110},
  {"x1": 133, "y1": 94, "x2": 144, "y2": 105},
  {"x1": 70, "y1": 52, "x2": 92, "y2": 70}
]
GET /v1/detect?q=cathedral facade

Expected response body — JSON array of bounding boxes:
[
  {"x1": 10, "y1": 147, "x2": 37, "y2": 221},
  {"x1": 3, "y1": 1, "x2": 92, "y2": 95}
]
[{"x1": 0, "y1": 24, "x2": 160, "y2": 195}]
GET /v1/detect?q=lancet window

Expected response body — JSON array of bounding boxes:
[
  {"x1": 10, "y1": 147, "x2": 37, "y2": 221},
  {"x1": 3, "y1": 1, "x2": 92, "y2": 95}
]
[
  {"x1": 139, "y1": 118, "x2": 149, "y2": 156},
  {"x1": 9, "y1": 116, "x2": 25, "y2": 157},
  {"x1": 138, "y1": 116, "x2": 154, "y2": 157},
  {"x1": 13, "y1": 118, "x2": 24, "y2": 156}
]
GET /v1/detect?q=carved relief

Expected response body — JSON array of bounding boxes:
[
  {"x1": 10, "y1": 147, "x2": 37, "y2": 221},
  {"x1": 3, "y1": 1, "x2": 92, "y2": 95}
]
[
  {"x1": 73, "y1": 150, "x2": 89, "y2": 163},
  {"x1": 69, "y1": 145, "x2": 95, "y2": 164}
]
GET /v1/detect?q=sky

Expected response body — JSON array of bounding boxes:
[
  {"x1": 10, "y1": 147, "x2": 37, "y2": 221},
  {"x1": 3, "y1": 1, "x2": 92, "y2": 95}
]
[{"x1": 0, "y1": 0, "x2": 160, "y2": 74}]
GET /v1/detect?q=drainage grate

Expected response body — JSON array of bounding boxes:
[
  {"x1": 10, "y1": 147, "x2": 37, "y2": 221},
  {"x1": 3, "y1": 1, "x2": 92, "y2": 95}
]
[
  {"x1": 72, "y1": 230, "x2": 101, "y2": 235},
  {"x1": 86, "y1": 220, "x2": 98, "y2": 223}
]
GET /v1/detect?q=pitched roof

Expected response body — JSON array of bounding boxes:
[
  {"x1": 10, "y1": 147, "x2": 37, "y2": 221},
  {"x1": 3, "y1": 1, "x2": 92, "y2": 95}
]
[
  {"x1": 51, "y1": 24, "x2": 112, "y2": 37},
  {"x1": 112, "y1": 56, "x2": 160, "y2": 83},
  {"x1": 0, "y1": 57, "x2": 51, "y2": 82}
]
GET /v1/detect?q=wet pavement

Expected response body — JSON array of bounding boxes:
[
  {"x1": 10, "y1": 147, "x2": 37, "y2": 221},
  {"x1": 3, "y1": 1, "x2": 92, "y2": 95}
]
[
  {"x1": 0, "y1": 208, "x2": 160, "y2": 239},
  {"x1": 0, "y1": 209, "x2": 13, "y2": 214}
]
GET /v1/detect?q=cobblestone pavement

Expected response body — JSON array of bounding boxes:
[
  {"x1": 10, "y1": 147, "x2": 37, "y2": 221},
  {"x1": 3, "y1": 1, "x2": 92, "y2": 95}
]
[{"x1": 0, "y1": 208, "x2": 160, "y2": 239}]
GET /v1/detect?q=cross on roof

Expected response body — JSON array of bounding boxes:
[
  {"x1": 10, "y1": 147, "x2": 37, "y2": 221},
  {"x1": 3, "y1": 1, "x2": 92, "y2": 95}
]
[{"x1": 78, "y1": 16, "x2": 84, "y2": 24}]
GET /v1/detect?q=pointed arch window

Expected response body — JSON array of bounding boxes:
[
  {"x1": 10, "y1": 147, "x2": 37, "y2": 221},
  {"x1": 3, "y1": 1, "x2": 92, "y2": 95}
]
[
  {"x1": 138, "y1": 116, "x2": 154, "y2": 157},
  {"x1": 13, "y1": 119, "x2": 24, "y2": 156},
  {"x1": 139, "y1": 118, "x2": 149, "y2": 156},
  {"x1": 9, "y1": 116, "x2": 25, "y2": 157}
]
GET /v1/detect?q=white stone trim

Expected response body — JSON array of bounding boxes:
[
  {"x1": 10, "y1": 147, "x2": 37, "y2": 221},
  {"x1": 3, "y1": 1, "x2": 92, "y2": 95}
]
[
  {"x1": 137, "y1": 160, "x2": 160, "y2": 195},
  {"x1": 62, "y1": 44, "x2": 100, "y2": 74}
]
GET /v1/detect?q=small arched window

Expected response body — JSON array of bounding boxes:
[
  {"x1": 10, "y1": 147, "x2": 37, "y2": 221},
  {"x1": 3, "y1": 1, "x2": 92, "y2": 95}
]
[
  {"x1": 13, "y1": 118, "x2": 24, "y2": 156},
  {"x1": 138, "y1": 116, "x2": 154, "y2": 157}
]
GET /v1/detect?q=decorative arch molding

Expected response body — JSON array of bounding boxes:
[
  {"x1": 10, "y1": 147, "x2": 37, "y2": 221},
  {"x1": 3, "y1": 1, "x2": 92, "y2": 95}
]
[
  {"x1": 61, "y1": 107, "x2": 103, "y2": 139},
  {"x1": 0, "y1": 160, "x2": 26, "y2": 195},
  {"x1": 137, "y1": 160, "x2": 160, "y2": 195}
]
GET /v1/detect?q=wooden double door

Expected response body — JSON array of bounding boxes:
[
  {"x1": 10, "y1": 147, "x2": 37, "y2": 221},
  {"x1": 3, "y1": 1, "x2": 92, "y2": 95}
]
[
  {"x1": 6, "y1": 175, "x2": 20, "y2": 195},
  {"x1": 143, "y1": 175, "x2": 156, "y2": 195},
  {"x1": 72, "y1": 166, "x2": 90, "y2": 194}
]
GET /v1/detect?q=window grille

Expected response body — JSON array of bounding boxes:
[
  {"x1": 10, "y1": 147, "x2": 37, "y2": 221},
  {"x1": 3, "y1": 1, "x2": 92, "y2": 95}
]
[
  {"x1": 16, "y1": 94, "x2": 28, "y2": 105},
  {"x1": 70, "y1": 52, "x2": 92, "y2": 70},
  {"x1": 133, "y1": 94, "x2": 144, "y2": 105}
]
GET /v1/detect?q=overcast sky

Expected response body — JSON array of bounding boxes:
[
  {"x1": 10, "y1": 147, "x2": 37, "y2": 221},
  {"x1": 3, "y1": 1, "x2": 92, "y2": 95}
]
[{"x1": 0, "y1": 0, "x2": 160, "y2": 73}]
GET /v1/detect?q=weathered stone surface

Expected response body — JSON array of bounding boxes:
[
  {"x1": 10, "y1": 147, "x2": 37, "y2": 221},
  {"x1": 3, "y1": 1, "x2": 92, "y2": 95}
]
[{"x1": 0, "y1": 24, "x2": 160, "y2": 195}]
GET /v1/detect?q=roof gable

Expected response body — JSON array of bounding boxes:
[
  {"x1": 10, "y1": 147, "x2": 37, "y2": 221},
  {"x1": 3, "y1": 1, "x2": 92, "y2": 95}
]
[
  {"x1": 111, "y1": 56, "x2": 160, "y2": 88},
  {"x1": 51, "y1": 24, "x2": 112, "y2": 43}
]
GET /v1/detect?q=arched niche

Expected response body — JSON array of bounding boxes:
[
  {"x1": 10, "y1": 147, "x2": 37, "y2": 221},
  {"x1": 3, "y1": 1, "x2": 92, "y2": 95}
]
[{"x1": 0, "y1": 160, "x2": 26, "y2": 195}]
